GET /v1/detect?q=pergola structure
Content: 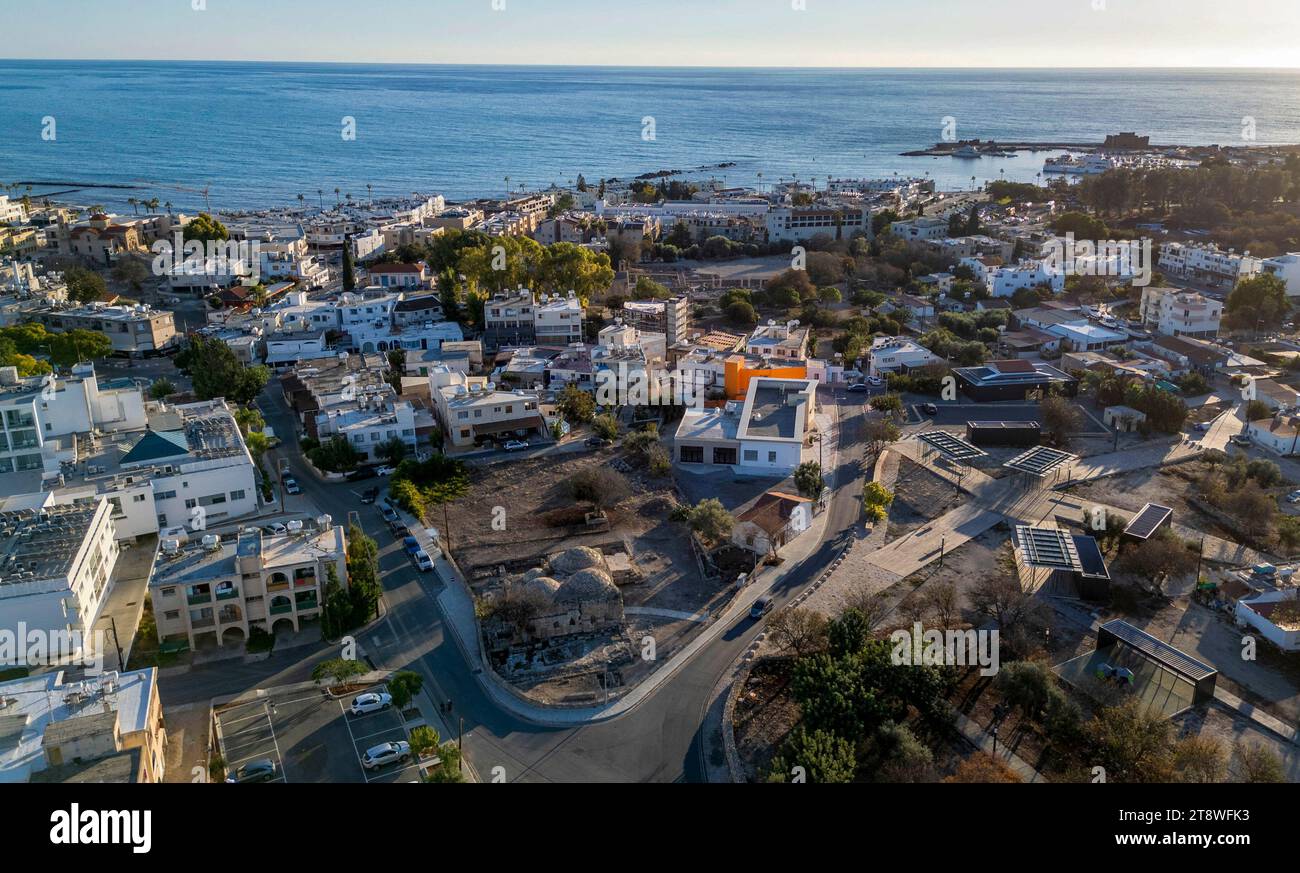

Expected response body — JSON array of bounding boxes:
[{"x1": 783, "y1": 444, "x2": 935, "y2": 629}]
[
  {"x1": 1003, "y1": 445, "x2": 1077, "y2": 491},
  {"x1": 916, "y1": 430, "x2": 987, "y2": 492}
]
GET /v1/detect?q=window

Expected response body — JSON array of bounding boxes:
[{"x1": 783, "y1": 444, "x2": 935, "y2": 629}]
[
  {"x1": 743, "y1": 450, "x2": 758, "y2": 462},
  {"x1": 680, "y1": 445, "x2": 704, "y2": 464},
  {"x1": 15, "y1": 454, "x2": 41, "y2": 471},
  {"x1": 768, "y1": 452, "x2": 777, "y2": 463},
  {"x1": 164, "y1": 611, "x2": 180, "y2": 621},
  {"x1": 229, "y1": 490, "x2": 246, "y2": 501},
  {"x1": 160, "y1": 587, "x2": 176, "y2": 597}
]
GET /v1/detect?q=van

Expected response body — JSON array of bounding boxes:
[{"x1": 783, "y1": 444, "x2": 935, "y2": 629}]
[{"x1": 749, "y1": 596, "x2": 774, "y2": 620}]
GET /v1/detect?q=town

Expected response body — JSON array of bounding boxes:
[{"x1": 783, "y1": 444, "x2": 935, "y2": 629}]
[{"x1": 3, "y1": 134, "x2": 1300, "y2": 786}]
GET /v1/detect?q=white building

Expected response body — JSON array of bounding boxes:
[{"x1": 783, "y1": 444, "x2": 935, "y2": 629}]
[
  {"x1": 1158, "y1": 242, "x2": 1262, "y2": 285},
  {"x1": 887, "y1": 216, "x2": 949, "y2": 242},
  {"x1": 867, "y1": 336, "x2": 942, "y2": 378},
  {"x1": 1139, "y1": 286, "x2": 1222, "y2": 338},
  {"x1": 963, "y1": 257, "x2": 1064, "y2": 298},
  {"x1": 428, "y1": 367, "x2": 547, "y2": 451},
  {"x1": 0, "y1": 499, "x2": 119, "y2": 648},
  {"x1": 1261, "y1": 253, "x2": 1300, "y2": 298},
  {"x1": 674, "y1": 377, "x2": 818, "y2": 476},
  {"x1": 765, "y1": 207, "x2": 871, "y2": 244},
  {"x1": 534, "y1": 291, "x2": 585, "y2": 346}
]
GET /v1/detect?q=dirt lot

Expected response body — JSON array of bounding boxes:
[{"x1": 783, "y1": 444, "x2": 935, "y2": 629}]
[
  {"x1": 449, "y1": 448, "x2": 737, "y2": 703},
  {"x1": 884, "y1": 457, "x2": 964, "y2": 541}
]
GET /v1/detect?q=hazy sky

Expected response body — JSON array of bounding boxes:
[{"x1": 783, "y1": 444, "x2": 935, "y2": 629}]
[{"x1": 6, "y1": 0, "x2": 1298, "y2": 68}]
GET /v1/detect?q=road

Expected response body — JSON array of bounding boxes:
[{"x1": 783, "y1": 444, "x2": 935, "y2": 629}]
[{"x1": 221, "y1": 384, "x2": 870, "y2": 782}]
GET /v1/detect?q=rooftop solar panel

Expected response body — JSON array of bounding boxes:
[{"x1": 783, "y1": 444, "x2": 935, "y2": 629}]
[
  {"x1": 1015, "y1": 525, "x2": 1082, "y2": 571},
  {"x1": 917, "y1": 431, "x2": 988, "y2": 462},
  {"x1": 1123, "y1": 503, "x2": 1174, "y2": 540},
  {"x1": 1004, "y1": 445, "x2": 1077, "y2": 477}
]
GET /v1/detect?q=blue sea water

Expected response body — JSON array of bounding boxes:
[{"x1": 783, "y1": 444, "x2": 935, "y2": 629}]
[{"x1": 2, "y1": 62, "x2": 1299, "y2": 212}]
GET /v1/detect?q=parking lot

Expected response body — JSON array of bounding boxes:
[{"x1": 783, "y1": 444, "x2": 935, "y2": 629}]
[
  {"x1": 215, "y1": 683, "x2": 420, "y2": 784},
  {"x1": 919, "y1": 401, "x2": 1108, "y2": 433}
]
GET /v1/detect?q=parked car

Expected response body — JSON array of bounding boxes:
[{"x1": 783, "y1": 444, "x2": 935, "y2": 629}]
[
  {"x1": 503, "y1": 440, "x2": 529, "y2": 452},
  {"x1": 1286, "y1": 490, "x2": 1300, "y2": 505},
  {"x1": 847, "y1": 383, "x2": 870, "y2": 392},
  {"x1": 349, "y1": 692, "x2": 393, "y2": 716},
  {"x1": 402, "y1": 536, "x2": 421, "y2": 554},
  {"x1": 345, "y1": 466, "x2": 377, "y2": 482},
  {"x1": 380, "y1": 506, "x2": 400, "y2": 524},
  {"x1": 414, "y1": 550, "x2": 434, "y2": 572},
  {"x1": 360, "y1": 487, "x2": 379, "y2": 505},
  {"x1": 1193, "y1": 422, "x2": 1210, "y2": 433},
  {"x1": 283, "y1": 477, "x2": 301, "y2": 495},
  {"x1": 264, "y1": 522, "x2": 288, "y2": 536},
  {"x1": 867, "y1": 375, "x2": 884, "y2": 386},
  {"x1": 225, "y1": 759, "x2": 278, "y2": 783},
  {"x1": 920, "y1": 403, "x2": 939, "y2": 416},
  {"x1": 1230, "y1": 434, "x2": 1252, "y2": 446},
  {"x1": 585, "y1": 437, "x2": 612, "y2": 448},
  {"x1": 374, "y1": 466, "x2": 396, "y2": 477},
  {"x1": 361, "y1": 741, "x2": 411, "y2": 770},
  {"x1": 749, "y1": 595, "x2": 774, "y2": 620}
]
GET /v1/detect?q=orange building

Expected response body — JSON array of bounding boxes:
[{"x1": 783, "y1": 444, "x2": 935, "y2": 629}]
[{"x1": 723, "y1": 355, "x2": 807, "y2": 400}]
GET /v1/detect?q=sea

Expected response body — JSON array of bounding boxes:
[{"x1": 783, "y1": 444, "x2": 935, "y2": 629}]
[{"x1": 2, "y1": 62, "x2": 1300, "y2": 213}]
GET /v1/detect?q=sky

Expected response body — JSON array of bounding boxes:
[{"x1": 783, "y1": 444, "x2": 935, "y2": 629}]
[{"x1": 5, "y1": 0, "x2": 1299, "y2": 68}]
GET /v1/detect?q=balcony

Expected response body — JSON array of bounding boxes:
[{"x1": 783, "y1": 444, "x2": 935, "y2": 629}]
[
  {"x1": 266, "y1": 580, "x2": 290, "y2": 593},
  {"x1": 270, "y1": 602, "x2": 293, "y2": 616},
  {"x1": 191, "y1": 617, "x2": 215, "y2": 629},
  {"x1": 216, "y1": 588, "x2": 240, "y2": 601},
  {"x1": 294, "y1": 595, "x2": 319, "y2": 611},
  {"x1": 187, "y1": 591, "x2": 212, "y2": 606}
]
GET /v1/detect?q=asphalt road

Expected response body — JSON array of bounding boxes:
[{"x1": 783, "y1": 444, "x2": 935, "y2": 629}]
[{"x1": 192, "y1": 384, "x2": 869, "y2": 782}]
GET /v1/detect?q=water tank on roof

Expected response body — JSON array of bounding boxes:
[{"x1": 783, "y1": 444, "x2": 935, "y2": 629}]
[
  {"x1": 201, "y1": 534, "x2": 221, "y2": 551},
  {"x1": 286, "y1": 519, "x2": 304, "y2": 534}
]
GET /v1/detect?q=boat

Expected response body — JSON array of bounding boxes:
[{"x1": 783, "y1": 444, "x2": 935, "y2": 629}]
[
  {"x1": 1043, "y1": 154, "x2": 1115, "y2": 175},
  {"x1": 953, "y1": 145, "x2": 982, "y2": 159}
]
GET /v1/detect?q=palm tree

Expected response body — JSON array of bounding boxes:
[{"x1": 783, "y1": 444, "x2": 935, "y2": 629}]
[
  {"x1": 504, "y1": 176, "x2": 511, "y2": 201},
  {"x1": 127, "y1": 197, "x2": 138, "y2": 215},
  {"x1": 298, "y1": 193, "x2": 305, "y2": 211},
  {"x1": 366, "y1": 183, "x2": 372, "y2": 205},
  {"x1": 334, "y1": 187, "x2": 341, "y2": 208},
  {"x1": 164, "y1": 201, "x2": 173, "y2": 215},
  {"x1": 147, "y1": 198, "x2": 160, "y2": 211},
  {"x1": 317, "y1": 189, "x2": 324, "y2": 211}
]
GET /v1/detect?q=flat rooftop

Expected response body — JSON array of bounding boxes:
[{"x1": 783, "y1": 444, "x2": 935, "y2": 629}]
[
  {"x1": 0, "y1": 501, "x2": 101, "y2": 587},
  {"x1": 742, "y1": 379, "x2": 815, "y2": 441}
]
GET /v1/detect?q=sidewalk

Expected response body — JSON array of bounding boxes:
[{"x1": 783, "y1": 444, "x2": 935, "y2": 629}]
[{"x1": 952, "y1": 711, "x2": 1048, "y2": 783}]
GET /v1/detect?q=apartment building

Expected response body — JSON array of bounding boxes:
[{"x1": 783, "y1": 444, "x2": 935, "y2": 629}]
[
  {"x1": 0, "y1": 499, "x2": 118, "y2": 647},
  {"x1": 1139, "y1": 286, "x2": 1222, "y2": 338},
  {"x1": 961, "y1": 256, "x2": 1064, "y2": 298},
  {"x1": 428, "y1": 367, "x2": 546, "y2": 450},
  {"x1": 1158, "y1": 241, "x2": 1262, "y2": 285},
  {"x1": 335, "y1": 288, "x2": 463, "y2": 354},
  {"x1": 50, "y1": 399, "x2": 260, "y2": 540},
  {"x1": 30, "y1": 302, "x2": 178, "y2": 356},
  {"x1": 0, "y1": 668, "x2": 167, "y2": 783},
  {"x1": 0, "y1": 362, "x2": 147, "y2": 488},
  {"x1": 746, "y1": 320, "x2": 810, "y2": 363},
  {"x1": 151, "y1": 523, "x2": 347, "y2": 649},
  {"x1": 0, "y1": 195, "x2": 27, "y2": 224},
  {"x1": 534, "y1": 292, "x2": 585, "y2": 345},
  {"x1": 254, "y1": 232, "x2": 331, "y2": 288},
  {"x1": 765, "y1": 206, "x2": 871, "y2": 244},
  {"x1": 619, "y1": 294, "x2": 691, "y2": 344},
  {"x1": 888, "y1": 216, "x2": 949, "y2": 242}
]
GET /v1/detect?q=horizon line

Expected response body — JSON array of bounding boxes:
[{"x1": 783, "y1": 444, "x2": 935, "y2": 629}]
[{"x1": 2, "y1": 57, "x2": 1299, "y2": 71}]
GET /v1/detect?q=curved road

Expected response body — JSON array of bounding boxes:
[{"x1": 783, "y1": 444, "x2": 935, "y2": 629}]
[{"x1": 258, "y1": 387, "x2": 868, "y2": 782}]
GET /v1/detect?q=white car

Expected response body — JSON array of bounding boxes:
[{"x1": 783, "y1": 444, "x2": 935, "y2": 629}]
[
  {"x1": 503, "y1": 440, "x2": 529, "y2": 452},
  {"x1": 1287, "y1": 491, "x2": 1300, "y2": 505},
  {"x1": 264, "y1": 522, "x2": 288, "y2": 536},
  {"x1": 361, "y1": 740, "x2": 411, "y2": 770},
  {"x1": 349, "y1": 692, "x2": 393, "y2": 716},
  {"x1": 414, "y1": 550, "x2": 434, "y2": 572},
  {"x1": 374, "y1": 466, "x2": 396, "y2": 477}
]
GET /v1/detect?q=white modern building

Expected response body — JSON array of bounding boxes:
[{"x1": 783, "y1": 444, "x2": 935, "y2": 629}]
[
  {"x1": 1139, "y1": 287, "x2": 1222, "y2": 338},
  {"x1": 1261, "y1": 252, "x2": 1300, "y2": 298},
  {"x1": 674, "y1": 376, "x2": 818, "y2": 476},
  {"x1": 1158, "y1": 242, "x2": 1262, "y2": 285},
  {"x1": 765, "y1": 207, "x2": 871, "y2": 244},
  {"x1": 0, "y1": 499, "x2": 119, "y2": 650},
  {"x1": 867, "y1": 336, "x2": 943, "y2": 378}
]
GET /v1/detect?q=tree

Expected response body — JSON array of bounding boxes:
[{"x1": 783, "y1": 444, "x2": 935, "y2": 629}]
[
  {"x1": 345, "y1": 523, "x2": 382, "y2": 623},
  {"x1": 175, "y1": 335, "x2": 270, "y2": 404},
  {"x1": 111, "y1": 258, "x2": 149, "y2": 291},
  {"x1": 341, "y1": 237, "x2": 356, "y2": 292},
  {"x1": 311, "y1": 657, "x2": 367, "y2": 686},
  {"x1": 64, "y1": 266, "x2": 107, "y2": 305},
  {"x1": 632, "y1": 276, "x2": 671, "y2": 300},
  {"x1": 389, "y1": 671, "x2": 424, "y2": 710},
  {"x1": 767, "y1": 607, "x2": 829, "y2": 658},
  {"x1": 376, "y1": 436, "x2": 408, "y2": 465},
  {"x1": 308, "y1": 435, "x2": 363, "y2": 473},
  {"x1": 863, "y1": 418, "x2": 901, "y2": 457},
  {"x1": 1172, "y1": 735, "x2": 1227, "y2": 783},
  {"x1": 767, "y1": 728, "x2": 856, "y2": 784},
  {"x1": 725, "y1": 300, "x2": 757, "y2": 326},
  {"x1": 1085, "y1": 699, "x2": 1175, "y2": 783},
  {"x1": 233, "y1": 406, "x2": 264, "y2": 436},
  {"x1": 1040, "y1": 394, "x2": 1083, "y2": 447},
  {"x1": 945, "y1": 753, "x2": 1022, "y2": 783},
  {"x1": 870, "y1": 393, "x2": 903, "y2": 416},
  {"x1": 1225, "y1": 273, "x2": 1288, "y2": 333},
  {"x1": 793, "y1": 461, "x2": 824, "y2": 499},
  {"x1": 862, "y1": 481, "x2": 894, "y2": 523},
  {"x1": 1236, "y1": 742, "x2": 1285, "y2": 783},
  {"x1": 557, "y1": 384, "x2": 595, "y2": 424},
  {"x1": 148, "y1": 378, "x2": 176, "y2": 400},
  {"x1": 567, "y1": 467, "x2": 631, "y2": 509},
  {"x1": 685, "y1": 498, "x2": 734, "y2": 544},
  {"x1": 48, "y1": 329, "x2": 113, "y2": 367},
  {"x1": 183, "y1": 212, "x2": 229, "y2": 243},
  {"x1": 995, "y1": 660, "x2": 1057, "y2": 721},
  {"x1": 1246, "y1": 399, "x2": 1272, "y2": 422},
  {"x1": 591, "y1": 413, "x2": 619, "y2": 441},
  {"x1": 1112, "y1": 531, "x2": 1198, "y2": 596},
  {"x1": 408, "y1": 725, "x2": 441, "y2": 759}
]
